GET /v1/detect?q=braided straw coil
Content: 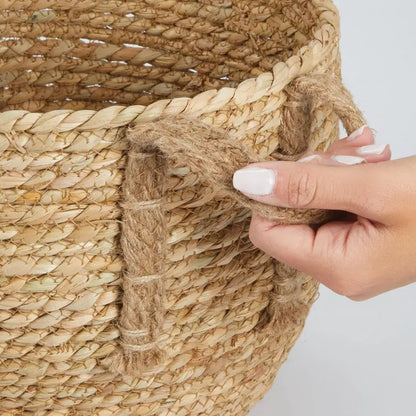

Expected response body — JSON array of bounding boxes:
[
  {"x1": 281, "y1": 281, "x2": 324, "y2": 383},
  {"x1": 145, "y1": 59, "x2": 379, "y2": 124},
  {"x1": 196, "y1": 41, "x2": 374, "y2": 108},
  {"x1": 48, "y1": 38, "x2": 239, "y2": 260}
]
[{"x1": 0, "y1": 1, "x2": 365, "y2": 415}]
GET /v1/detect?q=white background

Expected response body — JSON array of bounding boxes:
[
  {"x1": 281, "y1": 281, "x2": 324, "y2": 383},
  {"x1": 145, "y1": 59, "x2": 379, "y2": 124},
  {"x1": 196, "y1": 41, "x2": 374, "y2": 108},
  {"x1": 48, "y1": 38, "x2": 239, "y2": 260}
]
[{"x1": 250, "y1": 1, "x2": 416, "y2": 415}]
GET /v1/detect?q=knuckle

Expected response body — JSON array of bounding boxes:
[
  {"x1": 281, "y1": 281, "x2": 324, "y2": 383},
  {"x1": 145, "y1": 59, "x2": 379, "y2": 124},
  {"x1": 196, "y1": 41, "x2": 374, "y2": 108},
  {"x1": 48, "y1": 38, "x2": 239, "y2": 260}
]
[{"x1": 286, "y1": 170, "x2": 318, "y2": 208}]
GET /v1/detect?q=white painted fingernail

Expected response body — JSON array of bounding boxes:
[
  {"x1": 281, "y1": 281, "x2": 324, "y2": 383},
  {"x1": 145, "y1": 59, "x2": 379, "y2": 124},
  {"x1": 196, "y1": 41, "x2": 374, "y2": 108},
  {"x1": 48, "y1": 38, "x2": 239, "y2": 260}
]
[
  {"x1": 233, "y1": 167, "x2": 276, "y2": 195},
  {"x1": 347, "y1": 125, "x2": 367, "y2": 141},
  {"x1": 331, "y1": 155, "x2": 366, "y2": 165},
  {"x1": 356, "y1": 143, "x2": 387, "y2": 155},
  {"x1": 298, "y1": 154, "x2": 322, "y2": 163}
]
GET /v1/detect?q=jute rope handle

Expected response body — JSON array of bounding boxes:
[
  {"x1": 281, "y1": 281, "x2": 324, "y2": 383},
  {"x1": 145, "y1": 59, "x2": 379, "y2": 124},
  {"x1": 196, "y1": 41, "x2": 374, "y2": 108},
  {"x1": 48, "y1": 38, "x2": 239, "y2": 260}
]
[{"x1": 102, "y1": 74, "x2": 366, "y2": 376}]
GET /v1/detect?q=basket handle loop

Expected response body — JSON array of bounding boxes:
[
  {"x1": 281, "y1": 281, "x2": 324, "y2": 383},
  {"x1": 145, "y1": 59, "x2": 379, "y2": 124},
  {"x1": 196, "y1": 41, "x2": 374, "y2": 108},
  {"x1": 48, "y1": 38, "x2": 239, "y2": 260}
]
[{"x1": 102, "y1": 74, "x2": 366, "y2": 376}]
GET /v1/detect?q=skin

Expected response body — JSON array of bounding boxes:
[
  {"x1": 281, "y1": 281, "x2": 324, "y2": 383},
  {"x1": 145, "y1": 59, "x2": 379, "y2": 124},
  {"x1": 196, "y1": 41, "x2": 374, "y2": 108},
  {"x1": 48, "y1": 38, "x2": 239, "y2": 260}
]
[{"x1": 237, "y1": 127, "x2": 416, "y2": 301}]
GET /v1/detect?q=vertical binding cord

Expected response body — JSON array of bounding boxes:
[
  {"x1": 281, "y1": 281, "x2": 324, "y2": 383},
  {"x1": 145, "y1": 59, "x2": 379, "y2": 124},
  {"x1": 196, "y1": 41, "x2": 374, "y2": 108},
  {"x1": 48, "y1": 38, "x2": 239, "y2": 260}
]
[
  {"x1": 102, "y1": 74, "x2": 366, "y2": 376},
  {"x1": 103, "y1": 148, "x2": 169, "y2": 374}
]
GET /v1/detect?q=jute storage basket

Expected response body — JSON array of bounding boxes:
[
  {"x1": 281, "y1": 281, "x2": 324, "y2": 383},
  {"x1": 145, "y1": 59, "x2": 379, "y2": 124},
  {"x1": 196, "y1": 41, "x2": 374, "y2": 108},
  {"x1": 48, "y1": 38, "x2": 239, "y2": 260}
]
[{"x1": 0, "y1": 1, "x2": 366, "y2": 415}]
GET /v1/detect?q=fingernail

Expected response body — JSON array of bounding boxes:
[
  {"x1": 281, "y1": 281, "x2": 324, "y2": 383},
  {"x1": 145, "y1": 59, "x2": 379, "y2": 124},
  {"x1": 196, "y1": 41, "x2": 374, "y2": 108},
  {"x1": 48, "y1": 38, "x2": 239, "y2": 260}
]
[
  {"x1": 356, "y1": 143, "x2": 387, "y2": 155},
  {"x1": 331, "y1": 155, "x2": 366, "y2": 165},
  {"x1": 298, "y1": 154, "x2": 322, "y2": 163},
  {"x1": 347, "y1": 125, "x2": 367, "y2": 141},
  {"x1": 233, "y1": 167, "x2": 276, "y2": 195}
]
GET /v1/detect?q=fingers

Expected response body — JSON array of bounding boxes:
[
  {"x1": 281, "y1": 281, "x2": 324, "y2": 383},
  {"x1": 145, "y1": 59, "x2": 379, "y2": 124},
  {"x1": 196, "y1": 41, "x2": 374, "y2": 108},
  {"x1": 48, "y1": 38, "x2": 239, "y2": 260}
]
[
  {"x1": 326, "y1": 140, "x2": 391, "y2": 163},
  {"x1": 299, "y1": 145, "x2": 391, "y2": 166},
  {"x1": 232, "y1": 125, "x2": 396, "y2": 222},
  {"x1": 233, "y1": 158, "x2": 394, "y2": 221},
  {"x1": 330, "y1": 144, "x2": 391, "y2": 163},
  {"x1": 300, "y1": 126, "x2": 391, "y2": 165},
  {"x1": 328, "y1": 124, "x2": 375, "y2": 151}
]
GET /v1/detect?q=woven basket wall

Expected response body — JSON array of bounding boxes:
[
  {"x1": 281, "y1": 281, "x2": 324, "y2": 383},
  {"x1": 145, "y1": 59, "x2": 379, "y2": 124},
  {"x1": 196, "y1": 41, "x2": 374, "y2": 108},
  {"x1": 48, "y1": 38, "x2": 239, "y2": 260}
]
[{"x1": 0, "y1": 1, "x2": 363, "y2": 415}]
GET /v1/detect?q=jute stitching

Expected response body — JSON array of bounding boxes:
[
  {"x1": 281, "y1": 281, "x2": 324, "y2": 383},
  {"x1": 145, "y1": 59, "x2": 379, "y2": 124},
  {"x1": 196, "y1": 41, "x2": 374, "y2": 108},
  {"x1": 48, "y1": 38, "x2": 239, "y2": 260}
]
[
  {"x1": 120, "y1": 200, "x2": 163, "y2": 210},
  {"x1": 124, "y1": 273, "x2": 164, "y2": 285}
]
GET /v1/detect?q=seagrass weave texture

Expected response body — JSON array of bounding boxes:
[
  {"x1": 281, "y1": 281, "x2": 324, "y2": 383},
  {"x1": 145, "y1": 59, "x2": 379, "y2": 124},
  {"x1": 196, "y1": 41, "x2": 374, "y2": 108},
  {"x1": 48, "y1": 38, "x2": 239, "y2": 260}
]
[{"x1": 0, "y1": 1, "x2": 365, "y2": 415}]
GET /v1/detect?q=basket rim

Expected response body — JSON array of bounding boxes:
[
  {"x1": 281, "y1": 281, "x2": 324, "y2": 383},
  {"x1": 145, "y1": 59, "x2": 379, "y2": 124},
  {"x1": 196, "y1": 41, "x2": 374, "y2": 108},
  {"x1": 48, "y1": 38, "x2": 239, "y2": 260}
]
[{"x1": 0, "y1": 0, "x2": 339, "y2": 134}]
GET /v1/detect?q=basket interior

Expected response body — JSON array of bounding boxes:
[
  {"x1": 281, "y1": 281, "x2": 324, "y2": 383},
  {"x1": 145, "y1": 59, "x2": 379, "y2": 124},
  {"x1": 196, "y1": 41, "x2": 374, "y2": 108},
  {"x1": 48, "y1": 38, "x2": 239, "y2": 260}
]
[{"x1": 0, "y1": 0, "x2": 321, "y2": 113}]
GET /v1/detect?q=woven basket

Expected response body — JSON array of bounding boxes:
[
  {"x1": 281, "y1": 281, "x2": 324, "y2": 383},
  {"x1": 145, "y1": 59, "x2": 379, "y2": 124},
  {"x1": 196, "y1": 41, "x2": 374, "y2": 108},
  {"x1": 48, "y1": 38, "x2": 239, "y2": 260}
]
[{"x1": 0, "y1": 1, "x2": 366, "y2": 415}]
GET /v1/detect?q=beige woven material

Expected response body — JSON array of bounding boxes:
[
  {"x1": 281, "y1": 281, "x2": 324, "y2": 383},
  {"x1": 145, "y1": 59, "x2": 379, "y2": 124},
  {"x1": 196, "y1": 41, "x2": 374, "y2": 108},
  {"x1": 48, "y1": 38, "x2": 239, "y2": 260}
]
[{"x1": 0, "y1": 1, "x2": 365, "y2": 415}]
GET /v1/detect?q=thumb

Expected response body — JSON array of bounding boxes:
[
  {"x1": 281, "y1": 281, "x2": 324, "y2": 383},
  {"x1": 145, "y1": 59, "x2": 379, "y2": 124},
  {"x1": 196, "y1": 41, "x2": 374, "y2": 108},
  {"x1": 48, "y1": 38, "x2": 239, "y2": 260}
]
[{"x1": 232, "y1": 159, "x2": 390, "y2": 222}]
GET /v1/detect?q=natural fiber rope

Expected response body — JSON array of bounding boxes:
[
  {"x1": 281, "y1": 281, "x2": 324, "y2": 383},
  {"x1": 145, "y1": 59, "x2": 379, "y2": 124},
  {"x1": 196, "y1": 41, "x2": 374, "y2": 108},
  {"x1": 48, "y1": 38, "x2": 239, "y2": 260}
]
[{"x1": 102, "y1": 74, "x2": 366, "y2": 376}]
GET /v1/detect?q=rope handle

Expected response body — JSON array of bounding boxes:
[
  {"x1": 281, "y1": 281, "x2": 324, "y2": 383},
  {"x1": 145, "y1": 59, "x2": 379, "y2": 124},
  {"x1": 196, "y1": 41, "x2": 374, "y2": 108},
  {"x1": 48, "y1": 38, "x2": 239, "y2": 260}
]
[{"x1": 102, "y1": 74, "x2": 366, "y2": 376}]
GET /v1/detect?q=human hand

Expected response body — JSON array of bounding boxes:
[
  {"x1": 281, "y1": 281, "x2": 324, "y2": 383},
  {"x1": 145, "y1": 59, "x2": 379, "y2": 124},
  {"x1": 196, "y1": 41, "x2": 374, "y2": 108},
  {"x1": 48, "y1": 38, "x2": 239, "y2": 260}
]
[{"x1": 233, "y1": 126, "x2": 416, "y2": 301}]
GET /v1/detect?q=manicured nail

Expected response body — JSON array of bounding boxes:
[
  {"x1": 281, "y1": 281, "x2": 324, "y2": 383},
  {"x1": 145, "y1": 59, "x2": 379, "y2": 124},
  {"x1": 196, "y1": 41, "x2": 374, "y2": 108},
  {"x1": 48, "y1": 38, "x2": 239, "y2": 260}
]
[
  {"x1": 331, "y1": 155, "x2": 366, "y2": 165},
  {"x1": 233, "y1": 167, "x2": 276, "y2": 195},
  {"x1": 356, "y1": 143, "x2": 387, "y2": 155},
  {"x1": 347, "y1": 125, "x2": 367, "y2": 141},
  {"x1": 298, "y1": 154, "x2": 322, "y2": 163}
]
